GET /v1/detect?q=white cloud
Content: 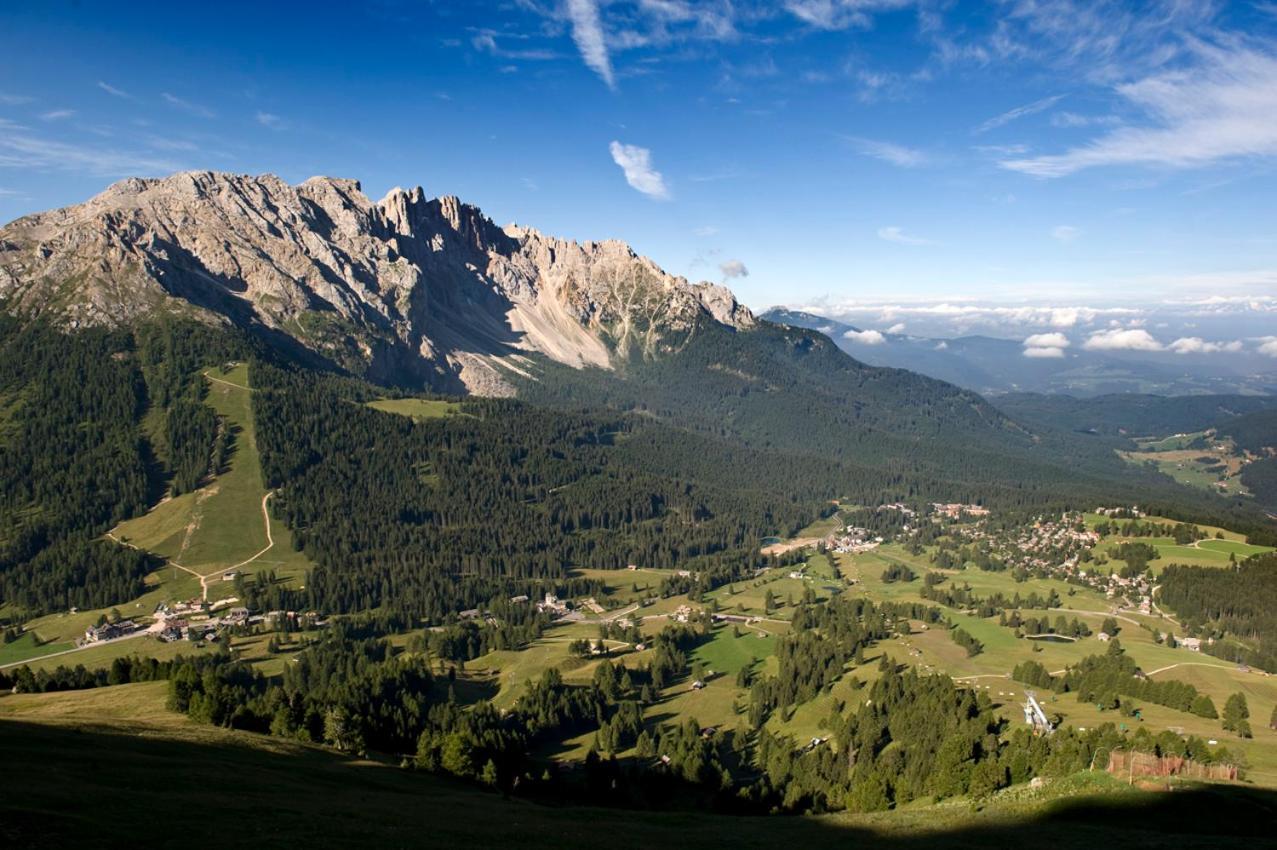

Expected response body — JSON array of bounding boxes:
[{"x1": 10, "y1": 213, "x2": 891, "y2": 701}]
[
  {"x1": 1002, "y1": 41, "x2": 1277, "y2": 177},
  {"x1": 975, "y1": 94, "x2": 1064, "y2": 134},
  {"x1": 1051, "y1": 111, "x2": 1121, "y2": 128},
  {"x1": 1258, "y1": 337, "x2": 1277, "y2": 357},
  {"x1": 934, "y1": 340, "x2": 948, "y2": 350},
  {"x1": 0, "y1": 92, "x2": 33, "y2": 106},
  {"x1": 1082, "y1": 328, "x2": 1164, "y2": 351},
  {"x1": 785, "y1": 0, "x2": 912, "y2": 31},
  {"x1": 843, "y1": 328, "x2": 886, "y2": 345},
  {"x1": 162, "y1": 92, "x2": 215, "y2": 118},
  {"x1": 1024, "y1": 332, "x2": 1071, "y2": 348},
  {"x1": 693, "y1": 225, "x2": 719, "y2": 237},
  {"x1": 719, "y1": 259, "x2": 749, "y2": 280},
  {"x1": 566, "y1": 0, "x2": 615, "y2": 89},
  {"x1": 877, "y1": 226, "x2": 934, "y2": 246},
  {"x1": 1024, "y1": 346, "x2": 1067, "y2": 358},
  {"x1": 1051, "y1": 224, "x2": 1080, "y2": 242},
  {"x1": 886, "y1": 322, "x2": 906, "y2": 334},
  {"x1": 39, "y1": 110, "x2": 74, "y2": 121},
  {"x1": 1167, "y1": 336, "x2": 1243, "y2": 354},
  {"x1": 97, "y1": 81, "x2": 131, "y2": 99},
  {"x1": 847, "y1": 136, "x2": 929, "y2": 167},
  {"x1": 609, "y1": 140, "x2": 670, "y2": 199},
  {"x1": 0, "y1": 127, "x2": 181, "y2": 176},
  {"x1": 256, "y1": 111, "x2": 285, "y2": 129}
]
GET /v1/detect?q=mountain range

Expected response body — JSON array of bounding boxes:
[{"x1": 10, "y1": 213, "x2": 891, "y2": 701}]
[
  {"x1": 762, "y1": 308, "x2": 1277, "y2": 398},
  {"x1": 0, "y1": 171, "x2": 751, "y2": 396}
]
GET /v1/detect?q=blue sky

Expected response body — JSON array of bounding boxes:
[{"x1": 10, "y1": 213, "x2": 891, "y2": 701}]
[{"x1": 2, "y1": 0, "x2": 1277, "y2": 317}]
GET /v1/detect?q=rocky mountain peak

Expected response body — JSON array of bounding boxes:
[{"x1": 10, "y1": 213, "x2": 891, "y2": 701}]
[{"x1": 0, "y1": 171, "x2": 755, "y2": 395}]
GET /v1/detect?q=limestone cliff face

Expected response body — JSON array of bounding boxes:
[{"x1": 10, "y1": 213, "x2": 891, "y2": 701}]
[{"x1": 0, "y1": 171, "x2": 754, "y2": 394}]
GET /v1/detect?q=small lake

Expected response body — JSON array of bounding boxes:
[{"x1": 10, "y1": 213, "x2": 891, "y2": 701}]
[{"x1": 1026, "y1": 634, "x2": 1075, "y2": 643}]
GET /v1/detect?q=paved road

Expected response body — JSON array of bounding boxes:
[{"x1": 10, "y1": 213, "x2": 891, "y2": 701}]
[{"x1": 0, "y1": 631, "x2": 150, "y2": 670}]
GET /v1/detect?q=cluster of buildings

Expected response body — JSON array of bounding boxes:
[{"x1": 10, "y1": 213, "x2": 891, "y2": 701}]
[
  {"x1": 81, "y1": 619, "x2": 143, "y2": 645},
  {"x1": 930, "y1": 503, "x2": 991, "y2": 520},
  {"x1": 824, "y1": 525, "x2": 883, "y2": 554}
]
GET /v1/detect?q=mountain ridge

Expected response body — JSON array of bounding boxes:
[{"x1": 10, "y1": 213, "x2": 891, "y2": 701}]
[{"x1": 0, "y1": 171, "x2": 753, "y2": 395}]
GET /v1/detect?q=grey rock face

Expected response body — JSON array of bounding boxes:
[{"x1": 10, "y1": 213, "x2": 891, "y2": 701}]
[{"x1": 0, "y1": 171, "x2": 754, "y2": 394}]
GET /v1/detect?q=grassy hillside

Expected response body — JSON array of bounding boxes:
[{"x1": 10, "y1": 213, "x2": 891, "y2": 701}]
[{"x1": 2, "y1": 683, "x2": 1275, "y2": 850}]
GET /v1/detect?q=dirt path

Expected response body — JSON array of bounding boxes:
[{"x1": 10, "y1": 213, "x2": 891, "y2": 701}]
[
  {"x1": 1048, "y1": 607, "x2": 1143, "y2": 628},
  {"x1": 1144, "y1": 660, "x2": 1238, "y2": 677},
  {"x1": 105, "y1": 490, "x2": 275, "y2": 602},
  {"x1": 203, "y1": 370, "x2": 254, "y2": 392}
]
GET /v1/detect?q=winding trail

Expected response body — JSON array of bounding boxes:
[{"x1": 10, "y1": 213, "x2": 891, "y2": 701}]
[{"x1": 1144, "y1": 660, "x2": 1238, "y2": 677}]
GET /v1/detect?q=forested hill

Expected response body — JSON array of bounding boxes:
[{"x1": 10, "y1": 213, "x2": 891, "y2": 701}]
[
  {"x1": 996, "y1": 393, "x2": 1277, "y2": 438},
  {"x1": 1, "y1": 314, "x2": 1274, "y2": 624}
]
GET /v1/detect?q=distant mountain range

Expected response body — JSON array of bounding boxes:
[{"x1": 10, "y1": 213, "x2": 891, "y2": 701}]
[{"x1": 762, "y1": 308, "x2": 1277, "y2": 398}]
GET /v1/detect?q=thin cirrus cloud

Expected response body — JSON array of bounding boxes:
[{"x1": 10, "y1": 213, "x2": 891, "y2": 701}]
[
  {"x1": 97, "y1": 81, "x2": 132, "y2": 99},
  {"x1": 256, "y1": 112, "x2": 286, "y2": 130},
  {"x1": 162, "y1": 92, "x2": 215, "y2": 118},
  {"x1": 974, "y1": 94, "x2": 1064, "y2": 134},
  {"x1": 877, "y1": 226, "x2": 933, "y2": 246},
  {"x1": 566, "y1": 0, "x2": 615, "y2": 89},
  {"x1": 0, "y1": 126, "x2": 181, "y2": 175},
  {"x1": 609, "y1": 141, "x2": 670, "y2": 199},
  {"x1": 847, "y1": 136, "x2": 929, "y2": 167},
  {"x1": 1002, "y1": 40, "x2": 1277, "y2": 177},
  {"x1": 1051, "y1": 225, "x2": 1080, "y2": 242},
  {"x1": 785, "y1": 0, "x2": 913, "y2": 31}
]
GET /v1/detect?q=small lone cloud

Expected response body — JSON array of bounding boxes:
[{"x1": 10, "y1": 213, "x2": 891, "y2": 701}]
[
  {"x1": 609, "y1": 141, "x2": 670, "y2": 200},
  {"x1": 1024, "y1": 332, "x2": 1071, "y2": 348},
  {"x1": 1024, "y1": 346, "x2": 1067, "y2": 358},
  {"x1": 719, "y1": 259, "x2": 749, "y2": 280},
  {"x1": 886, "y1": 322, "x2": 906, "y2": 334},
  {"x1": 877, "y1": 226, "x2": 933, "y2": 246},
  {"x1": 256, "y1": 111, "x2": 285, "y2": 129},
  {"x1": 98, "y1": 81, "x2": 132, "y2": 99},
  {"x1": 1082, "y1": 328, "x2": 1163, "y2": 351},
  {"x1": 40, "y1": 110, "x2": 74, "y2": 121},
  {"x1": 1051, "y1": 225, "x2": 1080, "y2": 242},
  {"x1": 844, "y1": 328, "x2": 886, "y2": 345}
]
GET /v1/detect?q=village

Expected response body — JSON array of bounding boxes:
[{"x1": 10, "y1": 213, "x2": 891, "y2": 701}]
[{"x1": 80, "y1": 597, "x2": 323, "y2": 648}]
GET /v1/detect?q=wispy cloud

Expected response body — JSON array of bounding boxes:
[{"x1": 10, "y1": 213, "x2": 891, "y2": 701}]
[
  {"x1": 1051, "y1": 225, "x2": 1080, "y2": 242},
  {"x1": 162, "y1": 92, "x2": 215, "y2": 118},
  {"x1": 0, "y1": 127, "x2": 181, "y2": 176},
  {"x1": 98, "y1": 81, "x2": 132, "y2": 99},
  {"x1": 609, "y1": 140, "x2": 670, "y2": 199},
  {"x1": 1003, "y1": 40, "x2": 1277, "y2": 177},
  {"x1": 567, "y1": 0, "x2": 615, "y2": 89},
  {"x1": 975, "y1": 94, "x2": 1063, "y2": 134},
  {"x1": 785, "y1": 0, "x2": 913, "y2": 31},
  {"x1": 877, "y1": 225, "x2": 933, "y2": 246},
  {"x1": 256, "y1": 111, "x2": 285, "y2": 130},
  {"x1": 847, "y1": 136, "x2": 929, "y2": 167},
  {"x1": 40, "y1": 110, "x2": 75, "y2": 121},
  {"x1": 0, "y1": 92, "x2": 34, "y2": 106}
]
